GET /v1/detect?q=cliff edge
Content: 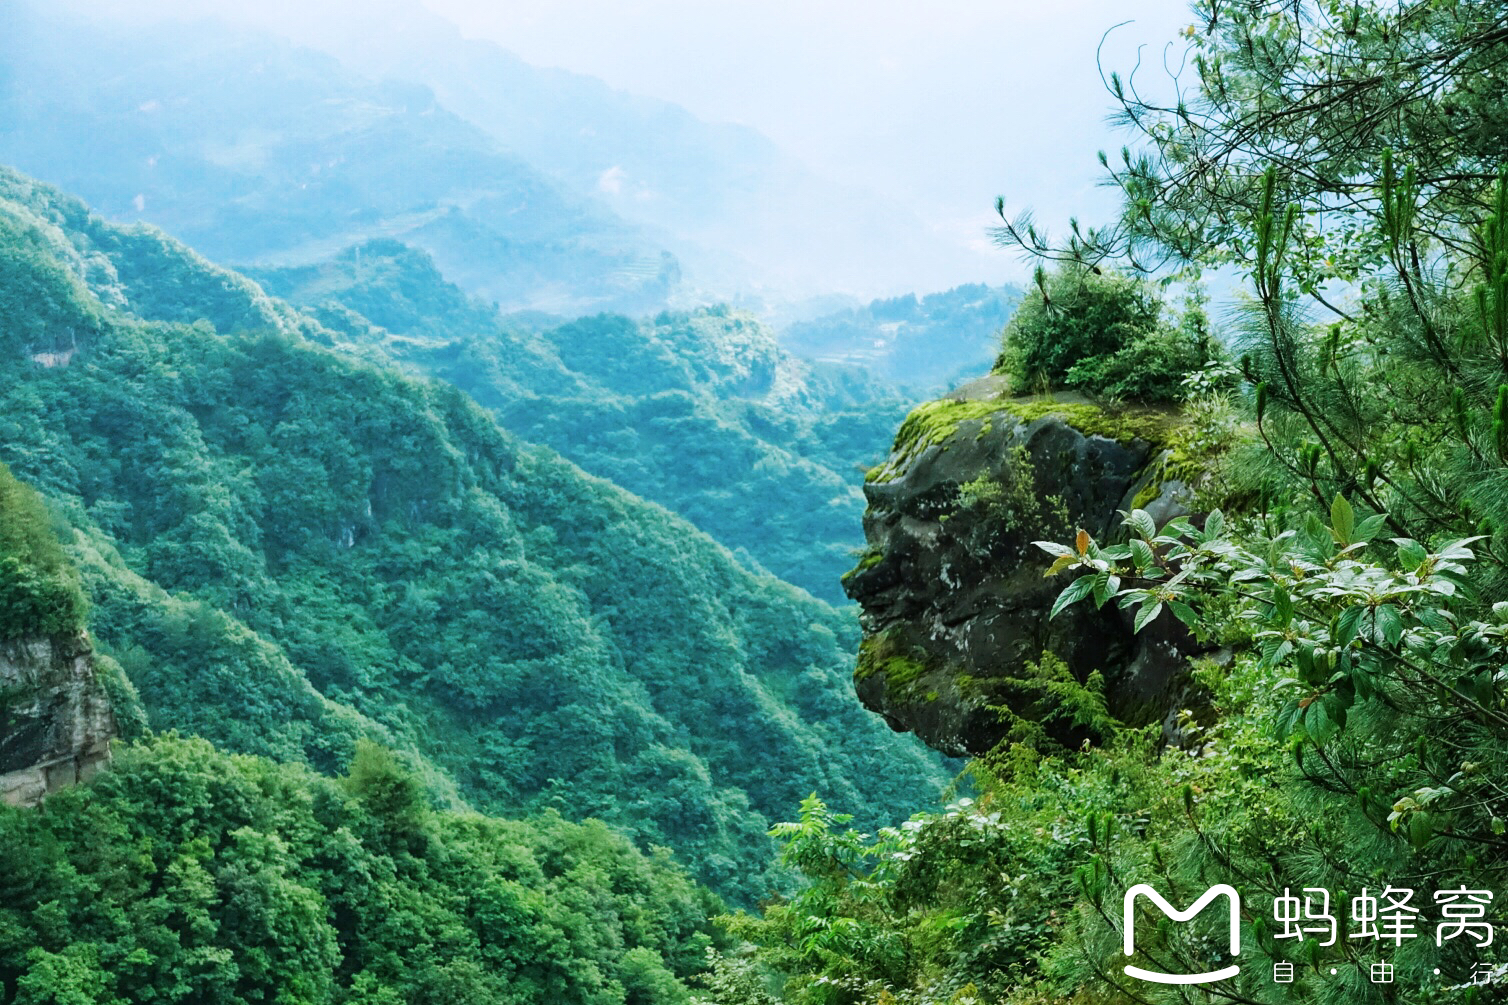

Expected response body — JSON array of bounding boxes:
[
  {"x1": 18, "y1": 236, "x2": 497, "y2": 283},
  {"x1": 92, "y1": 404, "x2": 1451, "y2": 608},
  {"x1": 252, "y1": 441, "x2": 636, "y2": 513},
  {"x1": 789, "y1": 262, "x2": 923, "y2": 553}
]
[
  {"x1": 1, "y1": 631, "x2": 115, "y2": 806},
  {"x1": 0, "y1": 460, "x2": 116, "y2": 805}
]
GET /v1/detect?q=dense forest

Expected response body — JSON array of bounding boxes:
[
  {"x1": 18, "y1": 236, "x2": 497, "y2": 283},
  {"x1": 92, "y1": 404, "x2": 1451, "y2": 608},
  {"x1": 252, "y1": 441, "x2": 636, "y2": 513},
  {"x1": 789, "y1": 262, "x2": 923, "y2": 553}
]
[
  {"x1": 2, "y1": 467, "x2": 718, "y2": 1005},
  {"x1": 247, "y1": 241, "x2": 908, "y2": 602},
  {"x1": 5, "y1": 1, "x2": 1508, "y2": 1004},
  {"x1": 0, "y1": 166, "x2": 951, "y2": 918}
]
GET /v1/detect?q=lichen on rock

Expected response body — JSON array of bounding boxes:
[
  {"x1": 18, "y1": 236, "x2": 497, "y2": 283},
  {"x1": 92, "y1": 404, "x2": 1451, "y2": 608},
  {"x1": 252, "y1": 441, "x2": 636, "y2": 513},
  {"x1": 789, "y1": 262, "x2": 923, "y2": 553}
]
[{"x1": 843, "y1": 376, "x2": 1199, "y2": 757}]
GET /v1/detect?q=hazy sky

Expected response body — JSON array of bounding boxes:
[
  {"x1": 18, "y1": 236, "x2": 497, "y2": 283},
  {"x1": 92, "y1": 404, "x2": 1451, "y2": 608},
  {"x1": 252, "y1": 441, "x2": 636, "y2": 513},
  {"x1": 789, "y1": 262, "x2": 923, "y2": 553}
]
[
  {"x1": 419, "y1": 0, "x2": 1197, "y2": 274},
  {"x1": 66, "y1": 0, "x2": 1198, "y2": 289}
]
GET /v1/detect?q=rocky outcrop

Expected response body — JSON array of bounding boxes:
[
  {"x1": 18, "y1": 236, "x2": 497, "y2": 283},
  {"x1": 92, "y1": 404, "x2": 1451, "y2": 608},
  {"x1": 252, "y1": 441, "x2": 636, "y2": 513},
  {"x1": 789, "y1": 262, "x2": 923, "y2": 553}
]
[
  {"x1": 843, "y1": 377, "x2": 1199, "y2": 757},
  {"x1": 1, "y1": 632, "x2": 115, "y2": 806}
]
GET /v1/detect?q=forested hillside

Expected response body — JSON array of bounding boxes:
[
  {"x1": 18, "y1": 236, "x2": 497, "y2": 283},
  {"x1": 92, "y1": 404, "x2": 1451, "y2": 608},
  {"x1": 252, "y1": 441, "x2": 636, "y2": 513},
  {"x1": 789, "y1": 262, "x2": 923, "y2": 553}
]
[
  {"x1": 0, "y1": 166, "x2": 950, "y2": 907},
  {"x1": 250, "y1": 241, "x2": 909, "y2": 601},
  {"x1": 0, "y1": 735, "x2": 726, "y2": 1005},
  {"x1": 780, "y1": 283, "x2": 1021, "y2": 392},
  {"x1": 0, "y1": 476, "x2": 720, "y2": 1005}
]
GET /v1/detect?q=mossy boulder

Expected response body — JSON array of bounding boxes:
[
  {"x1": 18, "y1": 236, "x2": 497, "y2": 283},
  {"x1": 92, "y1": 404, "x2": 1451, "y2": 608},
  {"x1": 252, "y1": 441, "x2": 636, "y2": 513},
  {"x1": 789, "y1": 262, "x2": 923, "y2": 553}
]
[{"x1": 843, "y1": 376, "x2": 1198, "y2": 756}]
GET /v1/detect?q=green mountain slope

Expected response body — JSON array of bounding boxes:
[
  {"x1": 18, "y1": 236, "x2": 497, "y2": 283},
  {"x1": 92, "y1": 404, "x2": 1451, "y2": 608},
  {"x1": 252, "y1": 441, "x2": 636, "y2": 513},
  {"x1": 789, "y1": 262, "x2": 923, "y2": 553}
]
[
  {"x1": 0, "y1": 735, "x2": 721, "y2": 1005},
  {"x1": 248, "y1": 241, "x2": 911, "y2": 602},
  {"x1": 0, "y1": 167, "x2": 949, "y2": 903},
  {"x1": 0, "y1": 469, "x2": 718, "y2": 1005},
  {"x1": 781, "y1": 283, "x2": 1023, "y2": 393}
]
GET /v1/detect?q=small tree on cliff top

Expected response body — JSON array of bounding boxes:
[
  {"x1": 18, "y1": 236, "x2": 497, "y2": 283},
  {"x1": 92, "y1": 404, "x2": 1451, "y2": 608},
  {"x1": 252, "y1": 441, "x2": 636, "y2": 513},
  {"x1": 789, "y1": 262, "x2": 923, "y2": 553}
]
[{"x1": 995, "y1": 263, "x2": 1217, "y2": 402}]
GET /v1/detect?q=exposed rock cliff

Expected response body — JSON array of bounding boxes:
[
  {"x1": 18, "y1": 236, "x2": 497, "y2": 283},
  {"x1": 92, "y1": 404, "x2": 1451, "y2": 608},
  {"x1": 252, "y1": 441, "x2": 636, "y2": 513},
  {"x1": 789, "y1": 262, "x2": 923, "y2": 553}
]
[
  {"x1": 843, "y1": 376, "x2": 1199, "y2": 756},
  {"x1": 0, "y1": 632, "x2": 115, "y2": 806}
]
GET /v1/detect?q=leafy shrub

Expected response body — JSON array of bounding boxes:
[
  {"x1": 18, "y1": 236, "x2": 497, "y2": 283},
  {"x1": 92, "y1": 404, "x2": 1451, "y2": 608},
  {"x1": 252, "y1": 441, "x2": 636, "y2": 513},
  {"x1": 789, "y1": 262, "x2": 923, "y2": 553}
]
[
  {"x1": 955, "y1": 445, "x2": 1068, "y2": 542},
  {"x1": 994, "y1": 266, "x2": 1216, "y2": 402},
  {"x1": 0, "y1": 463, "x2": 86, "y2": 639},
  {"x1": 1063, "y1": 307, "x2": 1217, "y2": 402}
]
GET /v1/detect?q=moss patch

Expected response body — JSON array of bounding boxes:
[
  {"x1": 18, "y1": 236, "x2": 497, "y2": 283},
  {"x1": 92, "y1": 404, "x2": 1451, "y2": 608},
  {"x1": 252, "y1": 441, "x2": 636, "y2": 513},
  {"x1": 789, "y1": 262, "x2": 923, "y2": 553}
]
[
  {"x1": 994, "y1": 398, "x2": 1177, "y2": 447},
  {"x1": 1127, "y1": 443, "x2": 1205, "y2": 514},
  {"x1": 868, "y1": 394, "x2": 1180, "y2": 485},
  {"x1": 856, "y1": 630, "x2": 939, "y2": 702},
  {"x1": 1129, "y1": 475, "x2": 1163, "y2": 513},
  {"x1": 839, "y1": 547, "x2": 885, "y2": 584},
  {"x1": 876, "y1": 399, "x2": 1005, "y2": 471}
]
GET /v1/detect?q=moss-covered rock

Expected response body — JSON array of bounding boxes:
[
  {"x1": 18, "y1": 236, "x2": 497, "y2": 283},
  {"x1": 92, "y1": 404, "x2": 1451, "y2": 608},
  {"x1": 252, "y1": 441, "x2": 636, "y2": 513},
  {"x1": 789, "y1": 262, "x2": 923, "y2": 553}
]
[{"x1": 844, "y1": 376, "x2": 1200, "y2": 757}]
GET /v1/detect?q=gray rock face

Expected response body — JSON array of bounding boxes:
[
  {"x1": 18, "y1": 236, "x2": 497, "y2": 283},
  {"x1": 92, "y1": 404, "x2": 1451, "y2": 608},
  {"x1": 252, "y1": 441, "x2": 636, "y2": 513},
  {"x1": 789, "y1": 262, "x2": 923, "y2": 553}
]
[
  {"x1": 1, "y1": 632, "x2": 116, "y2": 806},
  {"x1": 843, "y1": 383, "x2": 1196, "y2": 757}
]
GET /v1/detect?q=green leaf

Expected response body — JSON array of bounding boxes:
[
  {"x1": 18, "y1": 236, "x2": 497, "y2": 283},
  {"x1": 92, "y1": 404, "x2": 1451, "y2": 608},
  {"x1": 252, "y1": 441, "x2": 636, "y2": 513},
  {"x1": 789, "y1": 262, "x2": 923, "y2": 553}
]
[
  {"x1": 1125, "y1": 509, "x2": 1157, "y2": 541},
  {"x1": 1353, "y1": 513, "x2": 1387, "y2": 543},
  {"x1": 1133, "y1": 601, "x2": 1164, "y2": 633},
  {"x1": 1373, "y1": 605, "x2": 1403, "y2": 647},
  {"x1": 1392, "y1": 538, "x2": 1428, "y2": 569},
  {"x1": 1408, "y1": 810, "x2": 1434, "y2": 849},
  {"x1": 1305, "y1": 699, "x2": 1336, "y2": 743},
  {"x1": 1044, "y1": 554, "x2": 1076, "y2": 577},
  {"x1": 1270, "y1": 584, "x2": 1294, "y2": 627},
  {"x1": 1049, "y1": 576, "x2": 1094, "y2": 619},
  {"x1": 1350, "y1": 662, "x2": 1375, "y2": 700},
  {"x1": 1168, "y1": 601, "x2": 1199, "y2": 629},
  {"x1": 1275, "y1": 699, "x2": 1302, "y2": 739},
  {"x1": 1330, "y1": 494, "x2": 1355, "y2": 546},
  {"x1": 1321, "y1": 691, "x2": 1349, "y2": 728},
  {"x1": 1204, "y1": 508, "x2": 1225, "y2": 541},
  {"x1": 1129, "y1": 539, "x2": 1155, "y2": 569},
  {"x1": 1091, "y1": 571, "x2": 1119, "y2": 607},
  {"x1": 1334, "y1": 606, "x2": 1365, "y2": 648},
  {"x1": 1436, "y1": 537, "x2": 1484, "y2": 559}
]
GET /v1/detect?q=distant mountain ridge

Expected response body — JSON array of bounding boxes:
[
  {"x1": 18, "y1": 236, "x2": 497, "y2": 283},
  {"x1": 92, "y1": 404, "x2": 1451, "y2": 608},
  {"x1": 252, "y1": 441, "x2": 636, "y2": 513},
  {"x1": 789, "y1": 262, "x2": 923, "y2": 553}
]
[
  {"x1": 782, "y1": 282, "x2": 1024, "y2": 392},
  {"x1": 0, "y1": 2, "x2": 675, "y2": 315},
  {"x1": 254, "y1": 0, "x2": 985, "y2": 300},
  {"x1": 5, "y1": 0, "x2": 998, "y2": 311}
]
